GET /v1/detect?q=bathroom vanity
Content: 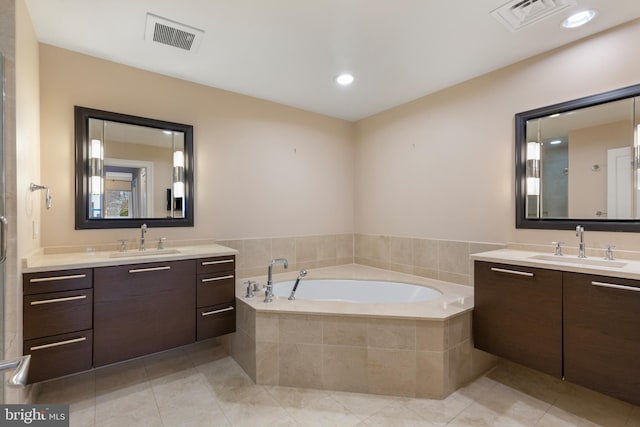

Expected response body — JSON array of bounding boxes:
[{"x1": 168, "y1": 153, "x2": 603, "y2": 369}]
[
  {"x1": 22, "y1": 244, "x2": 236, "y2": 383},
  {"x1": 472, "y1": 250, "x2": 640, "y2": 406}
]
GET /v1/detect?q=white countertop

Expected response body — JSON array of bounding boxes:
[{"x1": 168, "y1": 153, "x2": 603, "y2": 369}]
[
  {"x1": 23, "y1": 243, "x2": 238, "y2": 273},
  {"x1": 236, "y1": 264, "x2": 474, "y2": 321},
  {"x1": 472, "y1": 248, "x2": 640, "y2": 280}
]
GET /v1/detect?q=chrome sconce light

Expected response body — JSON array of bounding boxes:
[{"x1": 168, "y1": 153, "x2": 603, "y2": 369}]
[
  {"x1": 89, "y1": 138, "x2": 104, "y2": 196},
  {"x1": 30, "y1": 183, "x2": 52, "y2": 209},
  {"x1": 526, "y1": 141, "x2": 541, "y2": 196},
  {"x1": 172, "y1": 132, "x2": 185, "y2": 199}
]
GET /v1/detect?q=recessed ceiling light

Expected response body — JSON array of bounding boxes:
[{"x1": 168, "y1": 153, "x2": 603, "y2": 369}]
[
  {"x1": 562, "y1": 10, "x2": 597, "y2": 29},
  {"x1": 335, "y1": 73, "x2": 354, "y2": 86},
  {"x1": 550, "y1": 140, "x2": 562, "y2": 145}
]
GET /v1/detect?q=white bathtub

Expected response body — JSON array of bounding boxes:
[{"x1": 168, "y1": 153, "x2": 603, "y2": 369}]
[{"x1": 272, "y1": 279, "x2": 442, "y2": 303}]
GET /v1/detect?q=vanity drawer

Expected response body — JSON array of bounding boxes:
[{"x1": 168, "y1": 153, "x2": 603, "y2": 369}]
[
  {"x1": 197, "y1": 273, "x2": 235, "y2": 308},
  {"x1": 197, "y1": 303, "x2": 236, "y2": 341},
  {"x1": 24, "y1": 289, "x2": 93, "y2": 340},
  {"x1": 196, "y1": 256, "x2": 235, "y2": 275},
  {"x1": 24, "y1": 329, "x2": 93, "y2": 384},
  {"x1": 23, "y1": 268, "x2": 92, "y2": 295}
]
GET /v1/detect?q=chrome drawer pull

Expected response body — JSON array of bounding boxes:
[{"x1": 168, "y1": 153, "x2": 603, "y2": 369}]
[
  {"x1": 201, "y1": 275, "x2": 234, "y2": 283},
  {"x1": 490, "y1": 267, "x2": 534, "y2": 277},
  {"x1": 30, "y1": 337, "x2": 87, "y2": 351},
  {"x1": 201, "y1": 306, "x2": 234, "y2": 317},
  {"x1": 201, "y1": 259, "x2": 234, "y2": 266},
  {"x1": 128, "y1": 266, "x2": 171, "y2": 273},
  {"x1": 29, "y1": 274, "x2": 87, "y2": 283},
  {"x1": 30, "y1": 295, "x2": 87, "y2": 306},
  {"x1": 591, "y1": 281, "x2": 640, "y2": 292}
]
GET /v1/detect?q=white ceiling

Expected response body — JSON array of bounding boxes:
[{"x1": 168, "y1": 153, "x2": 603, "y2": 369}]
[{"x1": 25, "y1": 0, "x2": 640, "y2": 122}]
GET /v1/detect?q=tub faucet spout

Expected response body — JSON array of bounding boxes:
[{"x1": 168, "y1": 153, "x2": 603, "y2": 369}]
[{"x1": 265, "y1": 258, "x2": 288, "y2": 303}]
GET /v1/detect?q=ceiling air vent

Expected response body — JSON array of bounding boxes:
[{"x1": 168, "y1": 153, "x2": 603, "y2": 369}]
[
  {"x1": 145, "y1": 13, "x2": 204, "y2": 51},
  {"x1": 491, "y1": 0, "x2": 576, "y2": 31}
]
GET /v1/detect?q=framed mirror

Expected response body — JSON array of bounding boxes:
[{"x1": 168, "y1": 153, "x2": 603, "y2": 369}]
[
  {"x1": 75, "y1": 106, "x2": 194, "y2": 229},
  {"x1": 516, "y1": 83, "x2": 640, "y2": 232}
]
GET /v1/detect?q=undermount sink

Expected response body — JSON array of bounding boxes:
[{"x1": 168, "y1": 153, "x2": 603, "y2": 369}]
[
  {"x1": 528, "y1": 254, "x2": 627, "y2": 268},
  {"x1": 109, "y1": 249, "x2": 181, "y2": 258}
]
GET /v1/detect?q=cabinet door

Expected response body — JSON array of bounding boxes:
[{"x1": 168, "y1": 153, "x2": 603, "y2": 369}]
[
  {"x1": 93, "y1": 260, "x2": 196, "y2": 366},
  {"x1": 473, "y1": 261, "x2": 563, "y2": 377},
  {"x1": 564, "y1": 272, "x2": 640, "y2": 406}
]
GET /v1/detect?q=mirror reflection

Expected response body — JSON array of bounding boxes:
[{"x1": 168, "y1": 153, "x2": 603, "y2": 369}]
[
  {"x1": 525, "y1": 98, "x2": 637, "y2": 220},
  {"x1": 75, "y1": 106, "x2": 194, "y2": 229},
  {"x1": 515, "y1": 83, "x2": 640, "y2": 231},
  {"x1": 88, "y1": 119, "x2": 185, "y2": 219}
]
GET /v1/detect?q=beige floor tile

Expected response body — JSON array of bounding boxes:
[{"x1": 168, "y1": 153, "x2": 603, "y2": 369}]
[
  {"x1": 329, "y1": 390, "x2": 405, "y2": 420},
  {"x1": 286, "y1": 395, "x2": 361, "y2": 426},
  {"x1": 404, "y1": 391, "x2": 473, "y2": 425},
  {"x1": 152, "y1": 370, "x2": 229, "y2": 426},
  {"x1": 536, "y1": 406, "x2": 602, "y2": 427},
  {"x1": 357, "y1": 403, "x2": 442, "y2": 426},
  {"x1": 264, "y1": 385, "x2": 329, "y2": 409},
  {"x1": 220, "y1": 388, "x2": 289, "y2": 427},
  {"x1": 487, "y1": 360, "x2": 567, "y2": 405},
  {"x1": 95, "y1": 386, "x2": 157, "y2": 425},
  {"x1": 94, "y1": 399, "x2": 162, "y2": 427},
  {"x1": 628, "y1": 406, "x2": 640, "y2": 427},
  {"x1": 553, "y1": 382, "x2": 634, "y2": 427},
  {"x1": 29, "y1": 341, "x2": 640, "y2": 427},
  {"x1": 449, "y1": 382, "x2": 550, "y2": 427}
]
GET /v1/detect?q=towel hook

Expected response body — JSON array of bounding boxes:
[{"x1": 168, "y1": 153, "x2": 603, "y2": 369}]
[{"x1": 30, "y1": 183, "x2": 52, "y2": 210}]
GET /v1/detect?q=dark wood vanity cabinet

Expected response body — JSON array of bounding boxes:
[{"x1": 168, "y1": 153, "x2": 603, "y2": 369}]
[
  {"x1": 474, "y1": 260, "x2": 640, "y2": 406},
  {"x1": 22, "y1": 269, "x2": 94, "y2": 383},
  {"x1": 563, "y1": 272, "x2": 640, "y2": 406},
  {"x1": 473, "y1": 261, "x2": 563, "y2": 377},
  {"x1": 196, "y1": 256, "x2": 236, "y2": 341},
  {"x1": 93, "y1": 260, "x2": 196, "y2": 366},
  {"x1": 22, "y1": 253, "x2": 236, "y2": 382}
]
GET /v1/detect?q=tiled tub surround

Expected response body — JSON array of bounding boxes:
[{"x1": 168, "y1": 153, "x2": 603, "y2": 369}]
[
  {"x1": 354, "y1": 234, "x2": 505, "y2": 286},
  {"x1": 224, "y1": 264, "x2": 497, "y2": 399},
  {"x1": 218, "y1": 233, "x2": 354, "y2": 278}
]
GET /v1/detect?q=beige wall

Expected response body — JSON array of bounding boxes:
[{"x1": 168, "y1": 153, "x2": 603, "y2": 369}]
[
  {"x1": 355, "y1": 19, "x2": 640, "y2": 251},
  {"x1": 39, "y1": 45, "x2": 355, "y2": 247}
]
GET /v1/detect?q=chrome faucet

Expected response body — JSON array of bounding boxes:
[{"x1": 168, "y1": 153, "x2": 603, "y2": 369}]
[
  {"x1": 265, "y1": 258, "x2": 288, "y2": 303},
  {"x1": 140, "y1": 223, "x2": 148, "y2": 251},
  {"x1": 576, "y1": 225, "x2": 586, "y2": 258}
]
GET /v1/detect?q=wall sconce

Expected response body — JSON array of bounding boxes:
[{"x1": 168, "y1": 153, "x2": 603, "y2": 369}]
[
  {"x1": 89, "y1": 138, "x2": 104, "y2": 196},
  {"x1": 526, "y1": 141, "x2": 540, "y2": 196},
  {"x1": 173, "y1": 149, "x2": 185, "y2": 199}
]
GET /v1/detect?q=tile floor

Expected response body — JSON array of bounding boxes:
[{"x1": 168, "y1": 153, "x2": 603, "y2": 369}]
[{"x1": 34, "y1": 339, "x2": 640, "y2": 427}]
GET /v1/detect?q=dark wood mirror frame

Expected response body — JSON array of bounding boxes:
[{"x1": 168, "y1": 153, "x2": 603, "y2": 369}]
[
  {"x1": 75, "y1": 106, "x2": 194, "y2": 229},
  {"x1": 515, "y1": 83, "x2": 640, "y2": 232}
]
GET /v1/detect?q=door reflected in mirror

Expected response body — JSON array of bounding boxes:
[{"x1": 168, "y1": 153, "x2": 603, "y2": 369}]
[{"x1": 75, "y1": 107, "x2": 193, "y2": 229}]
